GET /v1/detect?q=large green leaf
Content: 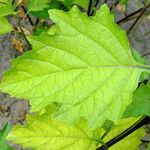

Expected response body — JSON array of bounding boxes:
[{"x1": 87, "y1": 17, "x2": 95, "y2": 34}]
[
  {"x1": 123, "y1": 82, "x2": 150, "y2": 118},
  {"x1": 0, "y1": 123, "x2": 14, "y2": 150},
  {"x1": 0, "y1": 16, "x2": 13, "y2": 34},
  {"x1": 101, "y1": 118, "x2": 145, "y2": 150},
  {"x1": 1, "y1": 4, "x2": 150, "y2": 129},
  {"x1": 7, "y1": 108, "x2": 103, "y2": 150}
]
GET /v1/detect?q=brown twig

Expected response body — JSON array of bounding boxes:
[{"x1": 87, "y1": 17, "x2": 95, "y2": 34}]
[
  {"x1": 127, "y1": 2, "x2": 150, "y2": 34},
  {"x1": 14, "y1": 15, "x2": 31, "y2": 47}
]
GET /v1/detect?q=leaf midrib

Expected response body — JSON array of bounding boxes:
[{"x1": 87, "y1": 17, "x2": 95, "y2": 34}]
[
  {"x1": 2, "y1": 65, "x2": 146, "y2": 87},
  {"x1": 15, "y1": 64, "x2": 147, "y2": 77},
  {"x1": 13, "y1": 135, "x2": 100, "y2": 142}
]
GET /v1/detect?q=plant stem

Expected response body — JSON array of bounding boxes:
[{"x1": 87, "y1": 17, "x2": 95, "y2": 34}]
[
  {"x1": 104, "y1": 0, "x2": 108, "y2": 4},
  {"x1": 142, "y1": 52, "x2": 150, "y2": 57},
  {"x1": 127, "y1": 2, "x2": 150, "y2": 34},
  {"x1": 116, "y1": 8, "x2": 143, "y2": 24},
  {"x1": 110, "y1": 0, "x2": 119, "y2": 11},
  {"x1": 20, "y1": 5, "x2": 34, "y2": 26},
  {"x1": 94, "y1": 0, "x2": 100, "y2": 8},
  {"x1": 87, "y1": 0, "x2": 93, "y2": 16},
  {"x1": 97, "y1": 116, "x2": 150, "y2": 150}
]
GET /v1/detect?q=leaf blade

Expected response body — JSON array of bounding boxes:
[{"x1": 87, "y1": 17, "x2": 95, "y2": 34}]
[
  {"x1": 1, "y1": 4, "x2": 150, "y2": 129},
  {"x1": 7, "y1": 109, "x2": 103, "y2": 150},
  {"x1": 123, "y1": 82, "x2": 150, "y2": 118}
]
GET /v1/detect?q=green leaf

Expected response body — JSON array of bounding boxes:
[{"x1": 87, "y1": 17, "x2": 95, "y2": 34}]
[
  {"x1": 101, "y1": 118, "x2": 145, "y2": 150},
  {"x1": 29, "y1": 0, "x2": 62, "y2": 19},
  {"x1": 0, "y1": 123, "x2": 14, "y2": 150},
  {"x1": 132, "y1": 49, "x2": 148, "y2": 65},
  {"x1": 1, "y1": 4, "x2": 150, "y2": 129},
  {"x1": 0, "y1": 0, "x2": 15, "y2": 17},
  {"x1": 7, "y1": 108, "x2": 103, "y2": 150},
  {"x1": 132, "y1": 49, "x2": 149, "y2": 81},
  {"x1": 119, "y1": 0, "x2": 128, "y2": 5},
  {"x1": 33, "y1": 23, "x2": 50, "y2": 35},
  {"x1": 0, "y1": 17, "x2": 13, "y2": 34},
  {"x1": 102, "y1": 120, "x2": 114, "y2": 137},
  {"x1": 27, "y1": 0, "x2": 50, "y2": 12},
  {"x1": 60, "y1": 0, "x2": 89, "y2": 10},
  {"x1": 123, "y1": 82, "x2": 150, "y2": 118},
  {"x1": 148, "y1": 143, "x2": 150, "y2": 150},
  {"x1": 0, "y1": 0, "x2": 15, "y2": 34},
  {"x1": 28, "y1": 0, "x2": 64, "y2": 19},
  {"x1": 63, "y1": 0, "x2": 74, "y2": 6},
  {"x1": 73, "y1": 0, "x2": 89, "y2": 9}
]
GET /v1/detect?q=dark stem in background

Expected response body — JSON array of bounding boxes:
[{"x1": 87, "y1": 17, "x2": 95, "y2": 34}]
[
  {"x1": 90, "y1": 0, "x2": 100, "y2": 16},
  {"x1": 104, "y1": 0, "x2": 108, "y2": 4},
  {"x1": 87, "y1": 0, "x2": 93, "y2": 16},
  {"x1": 94, "y1": 0, "x2": 100, "y2": 8},
  {"x1": 127, "y1": 2, "x2": 150, "y2": 34},
  {"x1": 116, "y1": 8, "x2": 143, "y2": 24},
  {"x1": 142, "y1": 52, "x2": 150, "y2": 57},
  {"x1": 96, "y1": 116, "x2": 150, "y2": 150},
  {"x1": 110, "y1": 0, "x2": 119, "y2": 11},
  {"x1": 118, "y1": 15, "x2": 139, "y2": 23},
  {"x1": 15, "y1": 15, "x2": 31, "y2": 49},
  {"x1": 20, "y1": 6, "x2": 35, "y2": 26},
  {"x1": 0, "y1": 2, "x2": 6, "y2": 4}
]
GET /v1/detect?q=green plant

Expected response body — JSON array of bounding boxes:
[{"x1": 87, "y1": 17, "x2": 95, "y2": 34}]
[
  {"x1": 0, "y1": 0, "x2": 150, "y2": 150},
  {"x1": 0, "y1": 0, "x2": 15, "y2": 34},
  {"x1": 0, "y1": 123, "x2": 14, "y2": 150}
]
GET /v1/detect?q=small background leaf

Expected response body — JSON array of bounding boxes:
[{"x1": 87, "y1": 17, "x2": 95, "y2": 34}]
[
  {"x1": 0, "y1": 0, "x2": 15, "y2": 17},
  {"x1": 27, "y1": 0, "x2": 50, "y2": 12},
  {"x1": 123, "y1": 83, "x2": 150, "y2": 118},
  {"x1": 0, "y1": 123, "x2": 14, "y2": 150},
  {"x1": 0, "y1": 17, "x2": 13, "y2": 34}
]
